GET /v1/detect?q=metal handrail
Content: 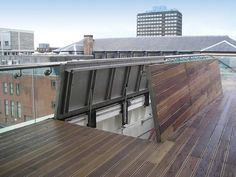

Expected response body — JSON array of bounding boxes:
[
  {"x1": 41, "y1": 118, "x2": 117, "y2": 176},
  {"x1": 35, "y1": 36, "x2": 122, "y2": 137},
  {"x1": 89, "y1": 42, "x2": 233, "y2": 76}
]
[
  {"x1": 0, "y1": 53, "x2": 215, "y2": 71},
  {"x1": 218, "y1": 60, "x2": 236, "y2": 73},
  {"x1": 0, "y1": 62, "x2": 66, "y2": 71},
  {"x1": 203, "y1": 53, "x2": 236, "y2": 57}
]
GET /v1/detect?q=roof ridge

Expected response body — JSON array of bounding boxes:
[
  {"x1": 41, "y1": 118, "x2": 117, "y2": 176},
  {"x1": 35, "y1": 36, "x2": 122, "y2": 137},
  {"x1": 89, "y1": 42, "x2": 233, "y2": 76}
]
[
  {"x1": 93, "y1": 35, "x2": 230, "y2": 40},
  {"x1": 201, "y1": 40, "x2": 236, "y2": 51}
]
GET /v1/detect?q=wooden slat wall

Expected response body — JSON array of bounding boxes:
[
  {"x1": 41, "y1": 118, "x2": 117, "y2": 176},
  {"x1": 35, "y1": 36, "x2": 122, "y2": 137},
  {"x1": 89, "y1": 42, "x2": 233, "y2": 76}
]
[{"x1": 148, "y1": 60, "x2": 223, "y2": 135}]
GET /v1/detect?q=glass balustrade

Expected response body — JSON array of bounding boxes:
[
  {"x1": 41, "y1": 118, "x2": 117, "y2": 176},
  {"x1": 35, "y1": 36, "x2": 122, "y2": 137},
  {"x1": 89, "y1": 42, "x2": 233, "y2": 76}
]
[{"x1": 0, "y1": 65, "x2": 60, "y2": 132}]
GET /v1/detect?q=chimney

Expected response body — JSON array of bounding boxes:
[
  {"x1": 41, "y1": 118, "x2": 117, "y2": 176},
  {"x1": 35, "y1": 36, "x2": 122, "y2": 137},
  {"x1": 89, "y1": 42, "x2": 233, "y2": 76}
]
[{"x1": 83, "y1": 35, "x2": 94, "y2": 55}]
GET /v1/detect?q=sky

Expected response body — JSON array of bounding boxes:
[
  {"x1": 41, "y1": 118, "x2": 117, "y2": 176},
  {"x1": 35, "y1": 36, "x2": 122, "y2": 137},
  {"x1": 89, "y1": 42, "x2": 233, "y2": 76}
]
[{"x1": 1, "y1": 0, "x2": 235, "y2": 48}]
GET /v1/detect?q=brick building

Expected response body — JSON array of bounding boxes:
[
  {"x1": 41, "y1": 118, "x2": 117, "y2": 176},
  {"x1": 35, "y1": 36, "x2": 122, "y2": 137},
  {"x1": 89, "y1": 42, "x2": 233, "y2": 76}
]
[{"x1": 0, "y1": 73, "x2": 57, "y2": 127}]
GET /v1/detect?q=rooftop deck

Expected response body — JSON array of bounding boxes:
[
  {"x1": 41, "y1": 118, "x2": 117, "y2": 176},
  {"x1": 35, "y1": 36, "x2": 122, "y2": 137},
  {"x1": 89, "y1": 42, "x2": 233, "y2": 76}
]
[{"x1": 0, "y1": 88, "x2": 236, "y2": 177}]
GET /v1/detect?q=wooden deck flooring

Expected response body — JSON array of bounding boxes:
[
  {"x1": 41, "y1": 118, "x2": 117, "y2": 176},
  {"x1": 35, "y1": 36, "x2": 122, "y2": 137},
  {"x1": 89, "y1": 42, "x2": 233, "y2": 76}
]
[{"x1": 1, "y1": 90, "x2": 236, "y2": 177}]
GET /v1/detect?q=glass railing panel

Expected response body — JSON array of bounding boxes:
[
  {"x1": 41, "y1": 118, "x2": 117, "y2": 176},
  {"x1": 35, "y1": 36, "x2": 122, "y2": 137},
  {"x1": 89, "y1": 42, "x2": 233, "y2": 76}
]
[
  {"x1": 32, "y1": 67, "x2": 60, "y2": 121},
  {"x1": 218, "y1": 57, "x2": 236, "y2": 79},
  {"x1": 0, "y1": 65, "x2": 60, "y2": 130},
  {"x1": 218, "y1": 56, "x2": 236, "y2": 90}
]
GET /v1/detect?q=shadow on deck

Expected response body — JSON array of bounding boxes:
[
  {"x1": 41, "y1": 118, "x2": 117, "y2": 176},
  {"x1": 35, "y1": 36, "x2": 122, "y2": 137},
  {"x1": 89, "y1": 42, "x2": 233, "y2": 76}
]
[{"x1": 0, "y1": 86, "x2": 236, "y2": 177}]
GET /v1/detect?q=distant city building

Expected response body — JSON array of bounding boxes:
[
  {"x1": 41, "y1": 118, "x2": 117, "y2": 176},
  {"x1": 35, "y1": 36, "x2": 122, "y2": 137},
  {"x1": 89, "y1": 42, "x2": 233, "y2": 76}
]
[
  {"x1": 37, "y1": 43, "x2": 58, "y2": 53},
  {"x1": 0, "y1": 28, "x2": 34, "y2": 56},
  {"x1": 39, "y1": 43, "x2": 50, "y2": 49},
  {"x1": 137, "y1": 8, "x2": 182, "y2": 37}
]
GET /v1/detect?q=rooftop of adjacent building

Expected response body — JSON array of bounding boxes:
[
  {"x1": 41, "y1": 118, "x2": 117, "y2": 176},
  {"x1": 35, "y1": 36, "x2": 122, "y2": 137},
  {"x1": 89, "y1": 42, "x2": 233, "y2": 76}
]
[
  {"x1": 55, "y1": 35, "x2": 236, "y2": 53},
  {"x1": 0, "y1": 27, "x2": 34, "y2": 34},
  {"x1": 138, "y1": 10, "x2": 182, "y2": 16},
  {"x1": 143, "y1": 6, "x2": 181, "y2": 13}
]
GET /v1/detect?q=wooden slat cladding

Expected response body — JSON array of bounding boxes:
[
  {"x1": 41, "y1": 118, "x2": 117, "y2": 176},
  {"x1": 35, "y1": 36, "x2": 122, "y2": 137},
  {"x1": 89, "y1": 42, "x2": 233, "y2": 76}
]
[{"x1": 148, "y1": 60, "x2": 223, "y2": 135}]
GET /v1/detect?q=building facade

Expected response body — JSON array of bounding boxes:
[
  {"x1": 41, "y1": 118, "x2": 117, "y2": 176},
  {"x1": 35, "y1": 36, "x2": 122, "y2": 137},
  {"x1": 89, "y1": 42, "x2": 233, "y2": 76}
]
[
  {"x1": 0, "y1": 28, "x2": 34, "y2": 56},
  {"x1": 0, "y1": 73, "x2": 57, "y2": 127},
  {"x1": 37, "y1": 43, "x2": 58, "y2": 53},
  {"x1": 137, "y1": 10, "x2": 182, "y2": 37}
]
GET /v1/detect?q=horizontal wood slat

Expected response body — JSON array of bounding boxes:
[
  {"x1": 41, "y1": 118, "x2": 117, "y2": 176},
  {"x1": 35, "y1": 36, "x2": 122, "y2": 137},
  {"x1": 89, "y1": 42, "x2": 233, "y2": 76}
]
[{"x1": 148, "y1": 60, "x2": 223, "y2": 134}]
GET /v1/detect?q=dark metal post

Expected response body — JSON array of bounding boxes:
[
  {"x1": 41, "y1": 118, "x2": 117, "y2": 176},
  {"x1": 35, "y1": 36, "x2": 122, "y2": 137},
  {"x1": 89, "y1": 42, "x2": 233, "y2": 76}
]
[
  {"x1": 105, "y1": 68, "x2": 116, "y2": 100},
  {"x1": 87, "y1": 70, "x2": 97, "y2": 128},
  {"x1": 144, "y1": 92, "x2": 150, "y2": 106},
  {"x1": 121, "y1": 66, "x2": 131, "y2": 126},
  {"x1": 88, "y1": 109, "x2": 96, "y2": 128}
]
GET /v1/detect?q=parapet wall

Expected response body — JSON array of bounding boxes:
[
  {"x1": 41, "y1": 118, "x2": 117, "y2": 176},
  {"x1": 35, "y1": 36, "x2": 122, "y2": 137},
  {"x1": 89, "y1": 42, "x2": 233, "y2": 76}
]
[{"x1": 148, "y1": 59, "x2": 223, "y2": 135}]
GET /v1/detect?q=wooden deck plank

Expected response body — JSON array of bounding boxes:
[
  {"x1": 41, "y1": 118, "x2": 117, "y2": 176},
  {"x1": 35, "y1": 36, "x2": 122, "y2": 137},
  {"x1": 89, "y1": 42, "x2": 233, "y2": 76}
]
[
  {"x1": 3, "y1": 127, "x2": 102, "y2": 177},
  {"x1": 222, "y1": 163, "x2": 236, "y2": 177},
  {"x1": 0, "y1": 89, "x2": 236, "y2": 177},
  {"x1": 117, "y1": 143, "x2": 159, "y2": 177},
  {"x1": 71, "y1": 136, "x2": 137, "y2": 177},
  {"x1": 0, "y1": 119, "x2": 56, "y2": 141},
  {"x1": 131, "y1": 161, "x2": 156, "y2": 177},
  {"x1": 206, "y1": 97, "x2": 236, "y2": 177},
  {"x1": 0, "y1": 121, "x2": 82, "y2": 159},
  {"x1": 147, "y1": 141, "x2": 174, "y2": 165},
  {"x1": 28, "y1": 131, "x2": 114, "y2": 177},
  {"x1": 0, "y1": 125, "x2": 107, "y2": 177},
  {"x1": 176, "y1": 156, "x2": 199, "y2": 177},
  {"x1": 0, "y1": 123, "x2": 88, "y2": 165},
  {"x1": 0, "y1": 120, "x2": 64, "y2": 147},
  {"x1": 190, "y1": 94, "x2": 230, "y2": 158},
  {"x1": 162, "y1": 136, "x2": 199, "y2": 177},
  {"x1": 192, "y1": 94, "x2": 235, "y2": 177},
  {"x1": 86, "y1": 139, "x2": 146, "y2": 177},
  {"x1": 147, "y1": 93, "x2": 225, "y2": 177},
  {"x1": 226, "y1": 126, "x2": 236, "y2": 166},
  {"x1": 101, "y1": 140, "x2": 151, "y2": 177},
  {"x1": 55, "y1": 133, "x2": 127, "y2": 177},
  {"x1": 147, "y1": 127, "x2": 196, "y2": 177}
]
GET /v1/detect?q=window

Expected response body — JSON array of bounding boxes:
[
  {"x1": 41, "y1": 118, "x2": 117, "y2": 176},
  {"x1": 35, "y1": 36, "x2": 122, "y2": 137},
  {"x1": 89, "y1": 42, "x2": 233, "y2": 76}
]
[
  {"x1": 10, "y1": 83, "x2": 14, "y2": 95},
  {"x1": 3, "y1": 82, "x2": 8, "y2": 94},
  {"x1": 4, "y1": 100, "x2": 9, "y2": 116},
  {"x1": 51, "y1": 101, "x2": 56, "y2": 109},
  {"x1": 16, "y1": 102, "x2": 21, "y2": 118},
  {"x1": 10, "y1": 101, "x2": 14, "y2": 117},
  {"x1": 16, "y1": 83, "x2": 20, "y2": 96},
  {"x1": 4, "y1": 41, "x2": 9, "y2": 46},
  {"x1": 51, "y1": 80, "x2": 56, "y2": 89},
  {"x1": 24, "y1": 116, "x2": 32, "y2": 121}
]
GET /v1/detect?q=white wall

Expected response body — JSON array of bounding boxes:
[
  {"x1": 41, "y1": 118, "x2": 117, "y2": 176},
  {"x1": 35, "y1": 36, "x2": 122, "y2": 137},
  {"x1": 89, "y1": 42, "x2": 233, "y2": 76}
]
[{"x1": 67, "y1": 96, "x2": 154, "y2": 140}]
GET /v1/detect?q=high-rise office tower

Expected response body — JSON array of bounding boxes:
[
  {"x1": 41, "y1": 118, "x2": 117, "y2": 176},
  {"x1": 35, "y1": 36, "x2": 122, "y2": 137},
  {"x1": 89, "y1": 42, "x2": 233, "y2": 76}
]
[{"x1": 137, "y1": 8, "x2": 182, "y2": 37}]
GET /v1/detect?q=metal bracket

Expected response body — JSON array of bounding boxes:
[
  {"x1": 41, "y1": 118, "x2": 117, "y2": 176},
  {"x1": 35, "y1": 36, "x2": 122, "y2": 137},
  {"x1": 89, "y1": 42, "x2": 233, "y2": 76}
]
[
  {"x1": 14, "y1": 69, "x2": 22, "y2": 79},
  {"x1": 44, "y1": 67, "x2": 53, "y2": 76}
]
